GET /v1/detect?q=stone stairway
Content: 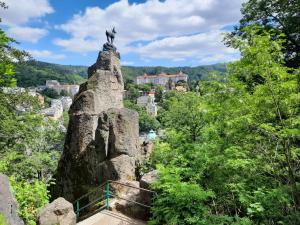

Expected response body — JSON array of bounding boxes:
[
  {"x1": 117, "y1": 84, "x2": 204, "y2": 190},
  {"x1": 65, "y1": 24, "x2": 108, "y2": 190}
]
[{"x1": 77, "y1": 210, "x2": 146, "y2": 225}]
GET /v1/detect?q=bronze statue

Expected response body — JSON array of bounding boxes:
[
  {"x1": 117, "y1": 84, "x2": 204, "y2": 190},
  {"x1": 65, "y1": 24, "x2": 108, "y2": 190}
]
[{"x1": 105, "y1": 27, "x2": 116, "y2": 45}]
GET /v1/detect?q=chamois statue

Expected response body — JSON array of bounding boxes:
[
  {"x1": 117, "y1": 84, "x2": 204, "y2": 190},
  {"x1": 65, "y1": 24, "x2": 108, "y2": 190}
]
[{"x1": 105, "y1": 27, "x2": 116, "y2": 45}]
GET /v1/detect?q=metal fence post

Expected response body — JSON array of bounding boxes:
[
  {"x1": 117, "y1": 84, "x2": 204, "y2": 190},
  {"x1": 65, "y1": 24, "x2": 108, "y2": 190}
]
[
  {"x1": 76, "y1": 200, "x2": 80, "y2": 219},
  {"x1": 105, "y1": 181, "x2": 110, "y2": 209}
]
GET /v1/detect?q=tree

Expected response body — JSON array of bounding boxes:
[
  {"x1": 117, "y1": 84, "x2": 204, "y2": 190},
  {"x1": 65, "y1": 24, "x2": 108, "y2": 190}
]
[
  {"x1": 126, "y1": 84, "x2": 140, "y2": 102},
  {"x1": 42, "y1": 88, "x2": 60, "y2": 99},
  {"x1": 10, "y1": 177, "x2": 49, "y2": 225},
  {"x1": 124, "y1": 100, "x2": 160, "y2": 132},
  {"x1": 0, "y1": 2, "x2": 30, "y2": 87},
  {"x1": 228, "y1": 26, "x2": 300, "y2": 208},
  {"x1": 159, "y1": 91, "x2": 206, "y2": 141},
  {"x1": 227, "y1": 0, "x2": 300, "y2": 68},
  {"x1": 150, "y1": 28, "x2": 300, "y2": 224},
  {"x1": 60, "y1": 89, "x2": 70, "y2": 97},
  {"x1": 154, "y1": 85, "x2": 164, "y2": 103}
]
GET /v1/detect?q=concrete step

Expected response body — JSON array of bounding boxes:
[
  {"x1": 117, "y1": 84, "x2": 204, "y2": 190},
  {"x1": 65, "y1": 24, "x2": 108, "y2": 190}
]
[{"x1": 77, "y1": 210, "x2": 146, "y2": 225}]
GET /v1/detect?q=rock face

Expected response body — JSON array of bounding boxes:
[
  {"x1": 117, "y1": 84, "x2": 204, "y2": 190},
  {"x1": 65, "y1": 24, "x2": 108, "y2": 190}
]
[
  {"x1": 0, "y1": 174, "x2": 24, "y2": 225},
  {"x1": 113, "y1": 170, "x2": 159, "y2": 221},
  {"x1": 53, "y1": 46, "x2": 140, "y2": 202},
  {"x1": 140, "y1": 170, "x2": 159, "y2": 190},
  {"x1": 114, "y1": 181, "x2": 145, "y2": 219},
  {"x1": 140, "y1": 170, "x2": 159, "y2": 207},
  {"x1": 38, "y1": 197, "x2": 76, "y2": 225}
]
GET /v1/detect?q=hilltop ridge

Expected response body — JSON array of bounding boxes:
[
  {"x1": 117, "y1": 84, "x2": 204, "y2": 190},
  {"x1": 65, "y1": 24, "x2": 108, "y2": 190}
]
[{"x1": 15, "y1": 60, "x2": 227, "y2": 87}]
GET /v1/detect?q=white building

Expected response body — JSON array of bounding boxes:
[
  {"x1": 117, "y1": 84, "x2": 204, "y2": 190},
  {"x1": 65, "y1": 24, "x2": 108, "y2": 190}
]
[
  {"x1": 60, "y1": 96, "x2": 72, "y2": 111},
  {"x1": 136, "y1": 71, "x2": 188, "y2": 86},
  {"x1": 45, "y1": 80, "x2": 79, "y2": 97},
  {"x1": 137, "y1": 93, "x2": 157, "y2": 117},
  {"x1": 41, "y1": 99, "x2": 63, "y2": 120},
  {"x1": 146, "y1": 95, "x2": 157, "y2": 117}
]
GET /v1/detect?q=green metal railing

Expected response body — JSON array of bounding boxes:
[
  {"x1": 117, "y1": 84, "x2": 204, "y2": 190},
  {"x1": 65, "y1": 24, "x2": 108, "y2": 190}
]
[{"x1": 73, "y1": 180, "x2": 156, "y2": 220}]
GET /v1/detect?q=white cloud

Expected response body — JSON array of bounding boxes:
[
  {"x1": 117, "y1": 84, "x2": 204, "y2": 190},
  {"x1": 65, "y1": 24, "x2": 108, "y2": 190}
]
[
  {"x1": 53, "y1": 0, "x2": 243, "y2": 64},
  {"x1": 28, "y1": 50, "x2": 66, "y2": 60},
  {"x1": 131, "y1": 30, "x2": 239, "y2": 64},
  {"x1": 54, "y1": 0, "x2": 243, "y2": 58},
  {"x1": 1, "y1": 0, "x2": 54, "y2": 44},
  {"x1": 2, "y1": 0, "x2": 54, "y2": 25},
  {"x1": 7, "y1": 26, "x2": 48, "y2": 43}
]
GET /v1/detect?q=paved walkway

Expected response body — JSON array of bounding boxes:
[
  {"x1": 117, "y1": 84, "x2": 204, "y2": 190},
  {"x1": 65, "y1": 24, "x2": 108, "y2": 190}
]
[{"x1": 77, "y1": 210, "x2": 146, "y2": 225}]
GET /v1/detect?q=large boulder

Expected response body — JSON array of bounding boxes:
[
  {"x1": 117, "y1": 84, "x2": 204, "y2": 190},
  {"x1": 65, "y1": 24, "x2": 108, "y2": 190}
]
[
  {"x1": 37, "y1": 197, "x2": 76, "y2": 225},
  {"x1": 140, "y1": 170, "x2": 159, "y2": 206},
  {"x1": 0, "y1": 174, "x2": 24, "y2": 225},
  {"x1": 112, "y1": 171, "x2": 159, "y2": 221},
  {"x1": 140, "y1": 170, "x2": 159, "y2": 190},
  {"x1": 113, "y1": 181, "x2": 148, "y2": 220}
]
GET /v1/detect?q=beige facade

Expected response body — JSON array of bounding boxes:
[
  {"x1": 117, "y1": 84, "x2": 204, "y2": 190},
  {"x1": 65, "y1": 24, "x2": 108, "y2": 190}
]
[
  {"x1": 136, "y1": 71, "x2": 188, "y2": 86},
  {"x1": 46, "y1": 80, "x2": 79, "y2": 97}
]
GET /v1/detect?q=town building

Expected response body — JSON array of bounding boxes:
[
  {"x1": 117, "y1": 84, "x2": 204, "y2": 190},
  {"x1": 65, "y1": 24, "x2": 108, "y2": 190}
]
[
  {"x1": 137, "y1": 91, "x2": 157, "y2": 117},
  {"x1": 41, "y1": 99, "x2": 63, "y2": 120},
  {"x1": 41, "y1": 96, "x2": 73, "y2": 120},
  {"x1": 45, "y1": 80, "x2": 79, "y2": 97},
  {"x1": 60, "y1": 96, "x2": 73, "y2": 111},
  {"x1": 136, "y1": 71, "x2": 188, "y2": 86}
]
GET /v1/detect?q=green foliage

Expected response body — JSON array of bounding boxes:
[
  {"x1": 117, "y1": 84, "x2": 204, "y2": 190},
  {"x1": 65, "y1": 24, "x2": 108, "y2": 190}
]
[
  {"x1": 0, "y1": 150, "x2": 61, "y2": 181},
  {"x1": 150, "y1": 27, "x2": 300, "y2": 224},
  {"x1": 10, "y1": 178, "x2": 49, "y2": 225},
  {"x1": 154, "y1": 85, "x2": 164, "y2": 103},
  {"x1": 228, "y1": 0, "x2": 300, "y2": 67},
  {"x1": 0, "y1": 17, "x2": 29, "y2": 87},
  {"x1": 124, "y1": 100, "x2": 160, "y2": 132},
  {"x1": 149, "y1": 165, "x2": 214, "y2": 225},
  {"x1": 15, "y1": 60, "x2": 86, "y2": 87},
  {"x1": 42, "y1": 88, "x2": 60, "y2": 99},
  {"x1": 0, "y1": 90, "x2": 62, "y2": 224},
  {"x1": 126, "y1": 83, "x2": 140, "y2": 102},
  {"x1": 62, "y1": 111, "x2": 70, "y2": 128},
  {"x1": 159, "y1": 91, "x2": 206, "y2": 141},
  {"x1": 0, "y1": 213, "x2": 8, "y2": 225},
  {"x1": 15, "y1": 60, "x2": 227, "y2": 88},
  {"x1": 60, "y1": 89, "x2": 70, "y2": 97},
  {"x1": 122, "y1": 64, "x2": 227, "y2": 81}
]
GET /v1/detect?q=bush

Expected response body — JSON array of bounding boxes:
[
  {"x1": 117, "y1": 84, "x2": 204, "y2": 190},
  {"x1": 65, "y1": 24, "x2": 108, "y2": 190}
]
[
  {"x1": 10, "y1": 178, "x2": 49, "y2": 225},
  {"x1": 42, "y1": 88, "x2": 60, "y2": 99},
  {"x1": 0, "y1": 213, "x2": 8, "y2": 225}
]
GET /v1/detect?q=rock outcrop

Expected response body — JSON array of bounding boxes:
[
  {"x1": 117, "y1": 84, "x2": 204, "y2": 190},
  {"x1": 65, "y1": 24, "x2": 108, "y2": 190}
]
[
  {"x1": 140, "y1": 170, "x2": 159, "y2": 206},
  {"x1": 140, "y1": 170, "x2": 159, "y2": 190},
  {"x1": 0, "y1": 174, "x2": 24, "y2": 225},
  {"x1": 37, "y1": 197, "x2": 76, "y2": 225},
  {"x1": 113, "y1": 170, "x2": 159, "y2": 220},
  {"x1": 53, "y1": 40, "x2": 141, "y2": 202}
]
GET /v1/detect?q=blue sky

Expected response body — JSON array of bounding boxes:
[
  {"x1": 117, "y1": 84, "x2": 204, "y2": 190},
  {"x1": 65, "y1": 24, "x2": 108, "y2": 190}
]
[{"x1": 1, "y1": 0, "x2": 243, "y2": 66}]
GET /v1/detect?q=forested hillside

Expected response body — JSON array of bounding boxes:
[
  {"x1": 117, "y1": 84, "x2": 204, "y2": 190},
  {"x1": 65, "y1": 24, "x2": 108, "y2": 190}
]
[
  {"x1": 15, "y1": 60, "x2": 226, "y2": 87},
  {"x1": 122, "y1": 63, "x2": 227, "y2": 81},
  {"x1": 15, "y1": 61, "x2": 87, "y2": 87}
]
